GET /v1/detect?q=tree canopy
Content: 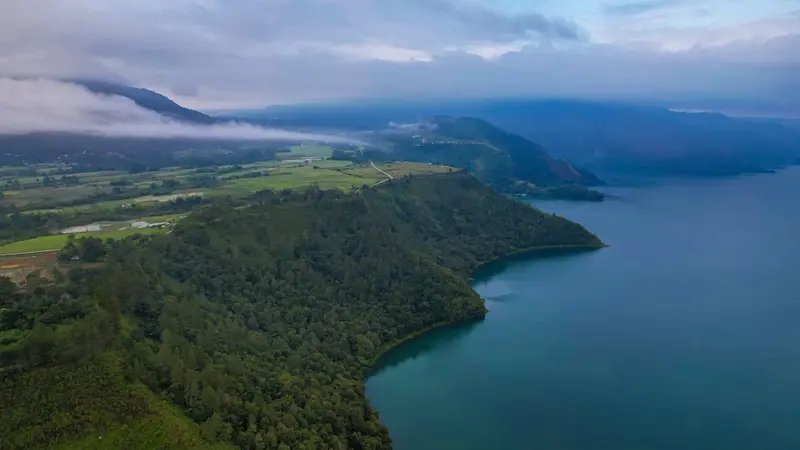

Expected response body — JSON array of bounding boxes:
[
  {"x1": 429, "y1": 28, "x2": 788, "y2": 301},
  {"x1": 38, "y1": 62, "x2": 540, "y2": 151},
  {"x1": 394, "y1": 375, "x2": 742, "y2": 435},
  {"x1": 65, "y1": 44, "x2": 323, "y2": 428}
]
[{"x1": 0, "y1": 173, "x2": 602, "y2": 449}]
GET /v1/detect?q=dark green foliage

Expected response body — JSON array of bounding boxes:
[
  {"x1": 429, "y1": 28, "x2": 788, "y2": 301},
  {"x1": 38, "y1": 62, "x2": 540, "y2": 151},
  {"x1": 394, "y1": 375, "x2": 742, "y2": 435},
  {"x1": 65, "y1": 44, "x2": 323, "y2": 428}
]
[
  {"x1": 59, "y1": 236, "x2": 108, "y2": 262},
  {"x1": 0, "y1": 355, "x2": 149, "y2": 449},
  {"x1": 0, "y1": 212, "x2": 62, "y2": 245},
  {"x1": 0, "y1": 173, "x2": 602, "y2": 449}
]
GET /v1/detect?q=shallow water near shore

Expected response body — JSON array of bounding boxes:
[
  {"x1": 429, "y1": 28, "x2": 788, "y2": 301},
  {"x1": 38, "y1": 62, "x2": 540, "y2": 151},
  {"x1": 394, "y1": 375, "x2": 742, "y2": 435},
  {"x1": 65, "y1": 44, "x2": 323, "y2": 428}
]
[{"x1": 366, "y1": 167, "x2": 800, "y2": 450}]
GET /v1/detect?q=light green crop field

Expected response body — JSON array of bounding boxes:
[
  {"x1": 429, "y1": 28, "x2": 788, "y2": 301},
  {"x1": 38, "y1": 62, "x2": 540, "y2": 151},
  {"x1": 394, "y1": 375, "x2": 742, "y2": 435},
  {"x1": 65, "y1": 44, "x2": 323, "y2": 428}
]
[
  {"x1": 311, "y1": 160, "x2": 353, "y2": 169},
  {"x1": 2, "y1": 185, "x2": 105, "y2": 207},
  {"x1": 3, "y1": 160, "x2": 451, "y2": 217},
  {"x1": 0, "y1": 228, "x2": 167, "y2": 256},
  {"x1": 281, "y1": 144, "x2": 334, "y2": 159},
  {"x1": 343, "y1": 162, "x2": 454, "y2": 178},
  {"x1": 211, "y1": 161, "x2": 452, "y2": 196},
  {"x1": 214, "y1": 167, "x2": 381, "y2": 196},
  {"x1": 132, "y1": 213, "x2": 184, "y2": 223}
]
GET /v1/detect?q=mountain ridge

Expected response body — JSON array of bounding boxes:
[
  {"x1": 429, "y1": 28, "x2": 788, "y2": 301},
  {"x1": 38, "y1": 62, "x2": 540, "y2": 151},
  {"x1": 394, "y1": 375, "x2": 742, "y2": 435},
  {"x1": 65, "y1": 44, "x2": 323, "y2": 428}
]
[
  {"x1": 360, "y1": 115, "x2": 605, "y2": 200},
  {"x1": 232, "y1": 99, "x2": 800, "y2": 178},
  {"x1": 69, "y1": 79, "x2": 216, "y2": 124}
]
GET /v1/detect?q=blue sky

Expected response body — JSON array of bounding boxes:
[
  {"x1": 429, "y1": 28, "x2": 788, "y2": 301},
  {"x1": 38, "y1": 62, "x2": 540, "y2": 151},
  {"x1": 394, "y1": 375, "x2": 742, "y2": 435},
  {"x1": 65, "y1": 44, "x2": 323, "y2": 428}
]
[
  {"x1": 0, "y1": 0, "x2": 798, "y2": 115},
  {"x1": 495, "y1": 0, "x2": 792, "y2": 27}
]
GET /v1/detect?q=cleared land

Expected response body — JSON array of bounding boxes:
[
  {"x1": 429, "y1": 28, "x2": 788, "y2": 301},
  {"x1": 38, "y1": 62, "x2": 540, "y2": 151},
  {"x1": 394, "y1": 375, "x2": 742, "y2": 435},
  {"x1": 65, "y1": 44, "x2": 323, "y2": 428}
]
[{"x1": 0, "y1": 252, "x2": 58, "y2": 282}]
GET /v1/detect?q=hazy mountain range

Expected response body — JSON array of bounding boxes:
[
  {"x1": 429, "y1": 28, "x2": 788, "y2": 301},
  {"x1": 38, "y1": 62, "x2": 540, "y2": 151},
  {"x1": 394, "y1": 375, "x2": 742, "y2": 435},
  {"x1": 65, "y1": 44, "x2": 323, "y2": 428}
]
[
  {"x1": 234, "y1": 99, "x2": 800, "y2": 179},
  {"x1": 3, "y1": 80, "x2": 800, "y2": 184}
]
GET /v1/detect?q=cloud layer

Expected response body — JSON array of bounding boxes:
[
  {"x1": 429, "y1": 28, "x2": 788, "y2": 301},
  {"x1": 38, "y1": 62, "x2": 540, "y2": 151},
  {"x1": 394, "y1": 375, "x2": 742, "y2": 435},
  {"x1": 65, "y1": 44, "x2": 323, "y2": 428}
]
[
  {"x1": 1, "y1": 0, "x2": 797, "y2": 115},
  {"x1": 0, "y1": 78, "x2": 356, "y2": 142}
]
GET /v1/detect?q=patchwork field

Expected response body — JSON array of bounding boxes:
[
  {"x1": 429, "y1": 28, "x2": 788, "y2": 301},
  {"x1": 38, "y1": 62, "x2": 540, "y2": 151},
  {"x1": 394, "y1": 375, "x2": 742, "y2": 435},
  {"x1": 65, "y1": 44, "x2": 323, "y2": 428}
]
[{"x1": 0, "y1": 159, "x2": 454, "y2": 258}]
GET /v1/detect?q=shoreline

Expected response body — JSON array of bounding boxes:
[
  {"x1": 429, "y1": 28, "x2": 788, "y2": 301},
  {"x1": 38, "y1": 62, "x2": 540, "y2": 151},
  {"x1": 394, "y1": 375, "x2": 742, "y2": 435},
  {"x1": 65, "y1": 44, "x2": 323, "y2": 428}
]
[
  {"x1": 364, "y1": 241, "x2": 607, "y2": 377},
  {"x1": 364, "y1": 315, "x2": 485, "y2": 377},
  {"x1": 471, "y1": 242, "x2": 607, "y2": 279}
]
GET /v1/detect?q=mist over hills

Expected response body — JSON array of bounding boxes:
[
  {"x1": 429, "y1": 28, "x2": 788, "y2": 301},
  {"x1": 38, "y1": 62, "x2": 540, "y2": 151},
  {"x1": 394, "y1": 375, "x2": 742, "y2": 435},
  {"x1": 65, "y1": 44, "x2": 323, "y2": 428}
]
[
  {"x1": 234, "y1": 99, "x2": 800, "y2": 179},
  {"x1": 0, "y1": 81, "x2": 606, "y2": 199},
  {"x1": 71, "y1": 79, "x2": 217, "y2": 125},
  {"x1": 4, "y1": 79, "x2": 799, "y2": 185},
  {"x1": 0, "y1": 79, "x2": 355, "y2": 170}
]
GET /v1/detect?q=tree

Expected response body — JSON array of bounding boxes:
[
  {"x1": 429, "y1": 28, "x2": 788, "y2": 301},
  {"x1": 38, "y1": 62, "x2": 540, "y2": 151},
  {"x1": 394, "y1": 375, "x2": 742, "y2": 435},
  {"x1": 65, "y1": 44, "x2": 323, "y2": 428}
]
[
  {"x1": 0, "y1": 276, "x2": 15, "y2": 299},
  {"x1": 201, "y1": 413, "x2": 224, "y2": 442}
]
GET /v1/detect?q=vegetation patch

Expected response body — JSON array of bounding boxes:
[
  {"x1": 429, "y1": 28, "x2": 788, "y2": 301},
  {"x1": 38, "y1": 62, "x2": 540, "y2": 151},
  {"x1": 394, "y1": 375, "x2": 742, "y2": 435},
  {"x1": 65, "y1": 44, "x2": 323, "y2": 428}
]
[{"x1": 0, "y1": 228, "x2": 166, "y2": 256}]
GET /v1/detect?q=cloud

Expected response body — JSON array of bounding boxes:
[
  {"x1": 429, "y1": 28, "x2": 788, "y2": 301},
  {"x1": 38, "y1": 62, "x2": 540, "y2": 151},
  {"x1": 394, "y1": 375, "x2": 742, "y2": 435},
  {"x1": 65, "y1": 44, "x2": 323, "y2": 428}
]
[
  {"x1": 0, "y1": 79, "x2": 356, "y2": 142},
  {"x1": 0, "y1": 0, "x2": 797, "y2": 116},
  {"x1": 604, "y1": 0, "x2": 683, "y2": 16}
]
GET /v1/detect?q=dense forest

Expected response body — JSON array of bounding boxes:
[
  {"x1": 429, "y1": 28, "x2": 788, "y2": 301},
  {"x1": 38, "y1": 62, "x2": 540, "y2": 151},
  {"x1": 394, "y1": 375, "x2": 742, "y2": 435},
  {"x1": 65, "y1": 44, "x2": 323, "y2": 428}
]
[{"x1": 0, "y1": 173, "x2": 603, "y2": 449}]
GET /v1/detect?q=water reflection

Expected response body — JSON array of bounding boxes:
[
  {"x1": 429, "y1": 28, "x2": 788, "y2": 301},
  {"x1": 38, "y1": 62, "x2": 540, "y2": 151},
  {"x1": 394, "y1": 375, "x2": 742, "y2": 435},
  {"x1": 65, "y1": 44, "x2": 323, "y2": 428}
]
[{"x1": 370, "y1": 320, "x2": 483, "y2": 374}]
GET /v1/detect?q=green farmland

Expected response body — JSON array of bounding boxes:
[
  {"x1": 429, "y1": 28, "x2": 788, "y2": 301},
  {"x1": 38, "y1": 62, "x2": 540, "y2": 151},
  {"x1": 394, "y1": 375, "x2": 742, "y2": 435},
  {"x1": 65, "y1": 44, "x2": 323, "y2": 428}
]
[{"x1": 0, "y1": 228, "x2": 167, "y2": 256}]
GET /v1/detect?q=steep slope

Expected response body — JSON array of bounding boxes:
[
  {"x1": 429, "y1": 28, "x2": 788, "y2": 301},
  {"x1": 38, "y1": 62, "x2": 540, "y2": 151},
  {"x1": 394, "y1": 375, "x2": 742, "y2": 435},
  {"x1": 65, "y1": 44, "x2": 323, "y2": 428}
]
[
  {"x1": 373, "y1": 116, "x2": 604, "y2": 200},
  {"x1": 0, "y1": 173, "x2": 603, "y2": 449}
]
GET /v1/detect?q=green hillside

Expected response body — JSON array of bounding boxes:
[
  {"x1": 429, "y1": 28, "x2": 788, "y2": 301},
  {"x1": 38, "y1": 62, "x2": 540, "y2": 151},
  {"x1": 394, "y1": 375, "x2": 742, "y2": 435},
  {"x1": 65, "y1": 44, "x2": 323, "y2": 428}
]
[{"x1": 0, "y1": 173, "x2": 603, "y2": 449}]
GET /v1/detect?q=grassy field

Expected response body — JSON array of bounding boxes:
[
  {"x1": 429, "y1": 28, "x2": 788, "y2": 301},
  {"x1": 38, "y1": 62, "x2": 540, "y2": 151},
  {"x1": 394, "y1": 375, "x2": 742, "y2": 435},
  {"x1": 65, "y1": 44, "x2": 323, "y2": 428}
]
[
  {"x1": 209, "y1": 162, "x2": 447, "y2": 195},
  {"x1": 0, "y1": 228, "x2": 167, "y2": 256},
  {"x1": 282, "y1": 144, "x2": 334, "y2": 159},
  {"x1": 5, "y1": 160, "x2": 452, "y2": 209},
  {"x1": 8, "y1": 162, "x2": 453, "y2": 214}
]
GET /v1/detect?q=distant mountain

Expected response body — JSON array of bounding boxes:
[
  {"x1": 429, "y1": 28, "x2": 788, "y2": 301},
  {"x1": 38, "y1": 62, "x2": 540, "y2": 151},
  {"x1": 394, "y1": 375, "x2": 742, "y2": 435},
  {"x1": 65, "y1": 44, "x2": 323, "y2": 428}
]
[
  {"x1": 0, "y1": 133, "x2": 284, "y2": 171},
  {"x1": 464, "y1": 102, "x2": 800, "y2": 178},
  {"x1": 362, "y1": 116, "x2": 604, "y2": 200},
  {"x1": 235, "y1": 99, "x2": 800, "y2": 179},
  {"x1": 0, "y1": 82, "x2": 279, "y2": 169},
  {"x1": 71, "y1": 80, "x2": 216, "y2": 124}
]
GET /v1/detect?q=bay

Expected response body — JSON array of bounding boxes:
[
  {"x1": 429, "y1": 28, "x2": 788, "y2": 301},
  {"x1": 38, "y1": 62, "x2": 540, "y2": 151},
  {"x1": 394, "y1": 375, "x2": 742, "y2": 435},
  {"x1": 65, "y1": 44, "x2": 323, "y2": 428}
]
[{"x1": 366, "y1": 167, "x2": 800, "y2": 450}]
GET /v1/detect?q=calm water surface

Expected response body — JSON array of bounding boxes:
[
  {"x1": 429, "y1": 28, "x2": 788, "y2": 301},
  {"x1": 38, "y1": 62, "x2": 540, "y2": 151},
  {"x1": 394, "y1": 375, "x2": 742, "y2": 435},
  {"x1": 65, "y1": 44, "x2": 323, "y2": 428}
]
[{"x1": 366, "y1": 168, "x2": 800, "y2": 450}]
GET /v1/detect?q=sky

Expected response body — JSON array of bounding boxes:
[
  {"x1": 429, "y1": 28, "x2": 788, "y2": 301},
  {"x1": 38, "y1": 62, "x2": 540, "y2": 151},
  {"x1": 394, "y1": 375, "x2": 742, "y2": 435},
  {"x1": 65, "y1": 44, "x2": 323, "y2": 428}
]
[{"x1": 0, "y1": 0, "x2": 798, "y2": 116}]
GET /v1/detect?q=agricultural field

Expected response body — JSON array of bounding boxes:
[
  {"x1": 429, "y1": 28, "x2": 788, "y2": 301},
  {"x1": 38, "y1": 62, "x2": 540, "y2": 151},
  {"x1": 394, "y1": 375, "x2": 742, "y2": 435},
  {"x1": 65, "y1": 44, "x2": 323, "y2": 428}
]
[
  {"x1": 281, "y1": 144, "x2": 334, "y2": 159},
  {"x1": 0, "y1": 227, "x2": 167, "y2": 256},
  {"x1": 0, "y1": 158, "x2": 454, "y2": 260},
  {"x1": 3, "y1": 160, "x2": 451, "y2": 214}
]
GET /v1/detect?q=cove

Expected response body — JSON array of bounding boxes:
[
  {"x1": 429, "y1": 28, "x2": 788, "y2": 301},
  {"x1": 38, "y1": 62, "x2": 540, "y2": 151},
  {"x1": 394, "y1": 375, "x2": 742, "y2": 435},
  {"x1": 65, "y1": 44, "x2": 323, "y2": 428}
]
[{"x1": 366, "y1": 167, "x2": 800, "y2": 450}]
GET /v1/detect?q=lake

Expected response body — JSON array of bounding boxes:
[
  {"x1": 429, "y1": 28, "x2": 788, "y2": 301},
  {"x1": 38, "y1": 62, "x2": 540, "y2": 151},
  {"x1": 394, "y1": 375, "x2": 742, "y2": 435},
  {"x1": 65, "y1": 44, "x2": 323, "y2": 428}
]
[{"x1": 366, "y1": 167, "x2": 800, "y2": 450}]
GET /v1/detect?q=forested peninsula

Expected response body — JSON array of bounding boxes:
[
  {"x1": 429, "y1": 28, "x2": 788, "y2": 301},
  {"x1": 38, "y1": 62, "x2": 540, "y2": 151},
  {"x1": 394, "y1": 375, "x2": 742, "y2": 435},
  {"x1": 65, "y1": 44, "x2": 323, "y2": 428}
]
[{"x1": 1, "y1": 172, "x2": 603, "y2": 449}]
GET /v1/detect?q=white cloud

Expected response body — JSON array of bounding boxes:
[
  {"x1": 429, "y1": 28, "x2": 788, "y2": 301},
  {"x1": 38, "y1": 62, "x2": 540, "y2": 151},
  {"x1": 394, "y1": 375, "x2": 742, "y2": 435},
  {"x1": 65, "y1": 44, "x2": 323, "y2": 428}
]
[
  {"x1": 0, "y1": 0, "x2": 797, "y2": 115},
  {"x1": 0, "y1": 78, "x2": 357, "y2": 142}
]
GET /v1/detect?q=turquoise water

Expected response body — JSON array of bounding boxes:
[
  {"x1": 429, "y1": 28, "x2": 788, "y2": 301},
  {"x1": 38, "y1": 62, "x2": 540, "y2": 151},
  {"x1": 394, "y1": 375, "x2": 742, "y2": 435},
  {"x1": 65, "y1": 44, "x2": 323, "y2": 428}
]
[{"x1": 366, "y1": 167, "x2": 800, "y2": 450}]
